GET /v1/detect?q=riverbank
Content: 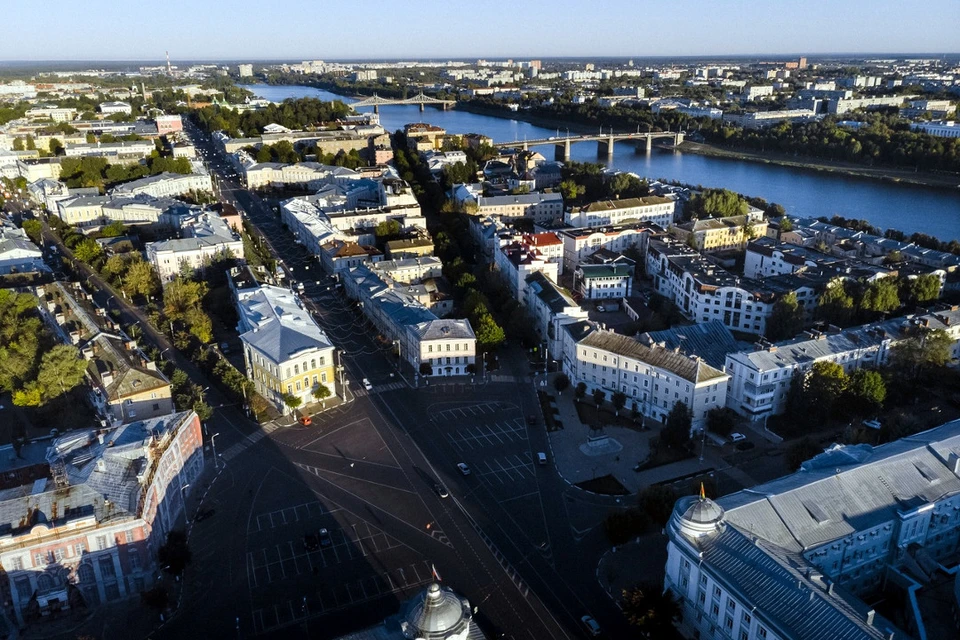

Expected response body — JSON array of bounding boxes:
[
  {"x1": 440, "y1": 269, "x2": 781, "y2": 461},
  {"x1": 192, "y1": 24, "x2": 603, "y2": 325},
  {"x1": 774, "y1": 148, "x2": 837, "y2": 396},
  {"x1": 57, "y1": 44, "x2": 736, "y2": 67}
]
[{"x1": 673, "y1": 141, "x2": 960, "y2": 191}]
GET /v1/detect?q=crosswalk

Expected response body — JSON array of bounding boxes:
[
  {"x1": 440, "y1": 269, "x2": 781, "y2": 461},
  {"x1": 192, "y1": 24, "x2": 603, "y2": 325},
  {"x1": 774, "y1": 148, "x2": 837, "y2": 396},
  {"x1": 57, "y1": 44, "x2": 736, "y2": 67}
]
[
  {"x1": 221, "y1": 422, "x2": 281, "y2": 462},
  {"x1": 351, "y1": 380, "x2": 406, "y2": 397}
]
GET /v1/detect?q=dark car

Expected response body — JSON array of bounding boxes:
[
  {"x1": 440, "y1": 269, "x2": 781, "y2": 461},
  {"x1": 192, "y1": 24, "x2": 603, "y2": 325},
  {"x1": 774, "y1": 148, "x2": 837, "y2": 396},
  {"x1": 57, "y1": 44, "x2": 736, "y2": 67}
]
[
  {"x1": 736, "y1": 441, "x2": 756, "y2": 452},
  {"x1": 435, "y1": 483, "x2": 449, "y2": 499},
  {"x1": 318, "y1": 527, "x2": 333, "y2": 548},
  {"x1": 526, "y1": 415, "x2": 538, "y2": 426},
  {"x1": 304, "y1": 533, "x2": 320, "y2": 551}
]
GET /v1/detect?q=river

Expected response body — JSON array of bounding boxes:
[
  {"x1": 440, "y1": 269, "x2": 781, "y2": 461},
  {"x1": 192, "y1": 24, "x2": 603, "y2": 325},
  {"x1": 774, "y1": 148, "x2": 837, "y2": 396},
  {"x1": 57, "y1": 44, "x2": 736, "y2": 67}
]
[{"x1": 240, "y1": 84, "x2": 960, "y2": 242}]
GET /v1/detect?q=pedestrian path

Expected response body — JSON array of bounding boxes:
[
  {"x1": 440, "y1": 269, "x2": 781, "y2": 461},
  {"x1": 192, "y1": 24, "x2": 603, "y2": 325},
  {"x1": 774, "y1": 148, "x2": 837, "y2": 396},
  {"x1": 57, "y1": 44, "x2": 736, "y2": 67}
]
[{"x1": 351, "y1": 380, "x2": 406, "y2": 397}]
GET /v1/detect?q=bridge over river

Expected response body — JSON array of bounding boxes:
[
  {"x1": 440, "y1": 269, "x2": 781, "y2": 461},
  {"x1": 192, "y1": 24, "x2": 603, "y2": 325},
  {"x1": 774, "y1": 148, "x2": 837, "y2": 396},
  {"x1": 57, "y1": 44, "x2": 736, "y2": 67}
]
[{"x1": 495, "y1": 130, "x2": 684, "y2": 161}]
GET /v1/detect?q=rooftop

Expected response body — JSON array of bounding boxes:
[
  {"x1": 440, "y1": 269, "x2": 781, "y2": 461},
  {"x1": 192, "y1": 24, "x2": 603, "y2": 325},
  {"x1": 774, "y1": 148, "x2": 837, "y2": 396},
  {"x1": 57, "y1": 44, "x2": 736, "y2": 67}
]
[
  {"x1": 569, "y1": 195, "x2": 673, "y2": 214},
  {"x1": 579, "y1": 328, "x2": 728, "y2": 384},
  {"x1": 640, "y1": 320, "x2": 749, "y2": 370},
  {"x1": 235, "y1": 283, "x2": 334, "y2": 364}
]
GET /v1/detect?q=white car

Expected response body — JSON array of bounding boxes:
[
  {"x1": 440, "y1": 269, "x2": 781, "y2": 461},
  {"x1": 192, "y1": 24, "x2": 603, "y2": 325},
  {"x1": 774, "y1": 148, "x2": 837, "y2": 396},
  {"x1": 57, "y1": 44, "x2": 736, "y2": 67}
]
[
  {"x1": 729, "y1": 432, "x2": 747, "y2": 443},
  {"x1": 457, "y1": 462, "x2": 471, "y2": 476},
  {"x1": 362, "y1": 378, "x2": 373, "y2": 391}
]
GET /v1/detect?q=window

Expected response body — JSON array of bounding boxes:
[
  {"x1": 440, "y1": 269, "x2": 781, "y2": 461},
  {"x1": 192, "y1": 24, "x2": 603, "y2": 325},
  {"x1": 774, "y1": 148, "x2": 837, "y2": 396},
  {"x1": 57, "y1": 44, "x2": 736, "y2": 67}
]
[
  {"x1": 125, "y1": 530, "x2": 134, "y2": 544},
  {"x1": 9, "y1": 556, "x2": 22, "y2": 571},
  {"x1": 99, "y1": 556, "x2": 116, "y2": 579},
  {"x1": 310, "y1": 359, "x2": 316, "y2": 369},
  {"x1": 758, "y1": 627, "x2": 768, "y2": 639},
  {"x1": 35, "y1": 552, "x2": 45, "y2": 567},
  {"x1": 96, "y1": 535, "x2": 107, "y2": 551},
  {"x1": 15, "y1": 576, "x2": 31, "y2": 600},
  {"x1": 129, "y1": 549, "x2": 141, "y2": 570},
  {"x1": 75, "y1": 543, "x2": 86, "y2": 556},
  {"x1": 54, "y1": 548, "x2": 64, "y2": 562}
]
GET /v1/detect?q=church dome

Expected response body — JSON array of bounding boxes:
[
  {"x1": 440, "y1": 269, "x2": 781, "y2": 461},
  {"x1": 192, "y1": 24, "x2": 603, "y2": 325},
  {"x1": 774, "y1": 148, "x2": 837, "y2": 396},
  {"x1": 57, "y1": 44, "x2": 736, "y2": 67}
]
[
  {"x1": 401, "y1": 583, "x2": 472, "y2": 639},
  {"x1": 670, "y1": 492, "x2": 725, "y2": 539}
]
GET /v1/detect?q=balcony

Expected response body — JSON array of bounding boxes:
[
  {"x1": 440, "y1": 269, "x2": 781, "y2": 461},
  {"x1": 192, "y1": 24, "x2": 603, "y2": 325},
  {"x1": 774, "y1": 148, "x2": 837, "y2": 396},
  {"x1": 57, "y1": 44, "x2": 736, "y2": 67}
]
[{"x1": 743, "y1": 382, "x2": 777, "y2": 399}]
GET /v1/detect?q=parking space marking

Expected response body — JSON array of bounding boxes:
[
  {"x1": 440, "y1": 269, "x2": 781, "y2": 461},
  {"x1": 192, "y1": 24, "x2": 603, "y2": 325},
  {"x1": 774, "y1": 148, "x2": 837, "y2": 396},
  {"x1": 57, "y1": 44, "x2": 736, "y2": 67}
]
[
  {"x1": 248, "y1": 501, "x2": 339, "y2": 534},
  {"x1": 475, "y1": 453, "x2": 536, "y2": 485},
  {"x1": 250, "y1": 561, "x2": 435, "y2": 635}
]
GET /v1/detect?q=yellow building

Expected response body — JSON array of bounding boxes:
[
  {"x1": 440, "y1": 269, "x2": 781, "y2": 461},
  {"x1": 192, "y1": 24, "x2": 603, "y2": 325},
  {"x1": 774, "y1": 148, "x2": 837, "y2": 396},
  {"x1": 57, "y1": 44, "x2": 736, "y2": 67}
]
[
  {"x1": 230, "y1": 269, "x2": 337, "y2": 414},
  {"x1": 671, "y1": 213, "x2": 768, "y2": 253}
]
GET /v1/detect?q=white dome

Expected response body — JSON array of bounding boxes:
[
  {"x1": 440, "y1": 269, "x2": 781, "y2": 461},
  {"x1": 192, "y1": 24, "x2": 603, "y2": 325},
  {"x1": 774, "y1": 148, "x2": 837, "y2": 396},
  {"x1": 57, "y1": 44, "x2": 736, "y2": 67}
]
[
  {"x1": 401, "y1": 583, "x2": 472, "y2": 639},
  {"x1": 671, "y1": 494, "x2": 725, "y2": 539}
]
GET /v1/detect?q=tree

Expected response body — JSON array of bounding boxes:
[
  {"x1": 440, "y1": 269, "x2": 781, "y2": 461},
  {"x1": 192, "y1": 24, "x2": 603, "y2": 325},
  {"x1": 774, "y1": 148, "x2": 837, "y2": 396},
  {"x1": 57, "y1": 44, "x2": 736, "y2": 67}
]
[
  {"x1": 685, "y1": 188, "x2": 748, "y2": 219},
  {"x1": 592, "y1": 388, "x2": 606, "y2": 415},
  {"x1": 661, "y1": 401, "x2": 692, "y2": 449},
  {"x1": 575, "y1": 382, "x2": 586, "y2": 403},
  {"x1": 765, "y1": 292, "x2": 804, "y2": 341},
  {"x1": 25, "y1": 135, "x2": 35, "y2": 151},
  {"x1": 860, "y1": 278, "x2": 900, "y2": 315},
  {"x1": 124, "y1": 260, "x2": 160, "y2": 298},
  {"x1": 905, "y1": 274, "x2": 941, "y2": 306},
  {"x1": 805, "y1": 361, "x2": 848, "y2": 420},
  {"x1": 706, "y1": 407, "x2": 737, "y2": 437},
  {"x1": 622, "y1": 585, "x2": 681, "y2": 638},
  {"x1": 473, "y1": 312, "x2": 505, "y2": 352},
  {"x1": 21, "y1": 219, "x2": 42, "y2": 244},
  {"x1": 846, "y1": 369, "x2": 886, "y2": 416},
  {"x1": 185, "y1": 307, "x2": 213, "y2": 344},
  {"x1": 157, "y1": 530, "x2": 192, "y2": 576},
  {"x1": 99, "y1": 221, "x2": 127, "y2": 238},
  {"x1": 817, "y1": 282, "x2": 856, "y2": 326},
  {"x1": 34, "y1": 344, "x2": 88, "y2": 401},
  {"x1": 553, "y1": 373, "x2": 570, "y2": 395},
  {"x1": 637, "y1": 484, "x2": 678, "y2": 527},
  {"x1": 612, "y1": 391, "x2": 627, "y2": 417},
  {"x1": 141, "y1": 586, "x2": 169, "y2": 611},
  {"x1": 374, "y1": 219, "x2": 401, "y2": 238},
  {"x1": 311, "y1": 384, "x2": 331, "y2": 403},
  {"x1": 48, "y1": 137, "x2": 64, "y2": 155},
  {"x1": 281, "y1": 393, "x2": 302, "y2": 413},
  {"x1": 72, "y1": 238, "x2": 103, "y2": 264},
  {"x1": 558, "y1": 179, "x2": 585, "y2": 202},
  {"x1": 786, "y1": 438, "x2": 822, "y2": 471},
  {"x1": 419, "y1": 362, "x2": 433, "y2": 376},
  {"x1": 889, "y1": 328, "x2": 953, "y2": 383}
]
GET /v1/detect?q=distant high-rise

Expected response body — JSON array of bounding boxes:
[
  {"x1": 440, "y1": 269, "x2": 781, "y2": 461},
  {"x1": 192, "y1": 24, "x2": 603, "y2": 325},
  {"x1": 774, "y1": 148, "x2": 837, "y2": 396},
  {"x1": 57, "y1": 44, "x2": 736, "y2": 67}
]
[
  {"x1": 238, "y1": 64, "x2": 254, "y2": 77},
  {"x1": 166, "y1": 50, "x2": 172, "y2": 75}
]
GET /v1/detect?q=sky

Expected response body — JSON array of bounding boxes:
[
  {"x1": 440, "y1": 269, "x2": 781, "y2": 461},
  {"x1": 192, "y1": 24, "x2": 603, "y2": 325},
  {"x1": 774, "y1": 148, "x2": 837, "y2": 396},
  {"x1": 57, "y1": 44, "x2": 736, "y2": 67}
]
[{"x1": 3, "y1": 0, "x2": 959, "y2": 61}]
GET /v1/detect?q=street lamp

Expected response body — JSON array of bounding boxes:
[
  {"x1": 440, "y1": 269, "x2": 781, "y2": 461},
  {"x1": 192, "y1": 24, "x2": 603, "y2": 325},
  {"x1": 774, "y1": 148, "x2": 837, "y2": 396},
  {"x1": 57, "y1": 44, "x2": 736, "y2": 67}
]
[
  {"x1": 211, "y1": 432, "x2": 220, "y2": 469},
  {"x1": 180, "y1": 483, "x2": 191, "y2": 521}
]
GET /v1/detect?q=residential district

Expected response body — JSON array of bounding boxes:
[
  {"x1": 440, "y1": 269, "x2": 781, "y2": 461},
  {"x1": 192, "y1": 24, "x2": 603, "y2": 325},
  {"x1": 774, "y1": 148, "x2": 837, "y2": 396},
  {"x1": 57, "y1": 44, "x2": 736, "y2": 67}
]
[{"x1": 0, "y1": 54, "x2": 958, "y2": 640}]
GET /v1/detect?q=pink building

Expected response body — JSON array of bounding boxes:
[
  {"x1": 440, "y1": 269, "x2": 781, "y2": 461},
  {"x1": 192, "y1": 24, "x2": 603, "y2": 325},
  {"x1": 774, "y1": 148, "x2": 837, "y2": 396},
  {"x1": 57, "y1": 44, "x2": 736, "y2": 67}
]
[
  {"x1": 154, "y1": 114, "x2": 183, "y2": 135},
  {"x1": 0, "y1": 411, "x2": 204, "y2": 626}
]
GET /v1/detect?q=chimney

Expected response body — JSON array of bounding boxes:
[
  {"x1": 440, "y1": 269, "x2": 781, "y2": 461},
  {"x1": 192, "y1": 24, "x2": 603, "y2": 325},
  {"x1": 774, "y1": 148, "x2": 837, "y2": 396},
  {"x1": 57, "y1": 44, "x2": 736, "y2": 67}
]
[
  {"x1": 826, "y1": 582, "x2": 835, "y2": 595},
  {"x1": 98, "y1": 432, "x2": 105, "y2": 445},
  {"x1": 866, "y1": 610, "x2": 875, "y2": 625}
]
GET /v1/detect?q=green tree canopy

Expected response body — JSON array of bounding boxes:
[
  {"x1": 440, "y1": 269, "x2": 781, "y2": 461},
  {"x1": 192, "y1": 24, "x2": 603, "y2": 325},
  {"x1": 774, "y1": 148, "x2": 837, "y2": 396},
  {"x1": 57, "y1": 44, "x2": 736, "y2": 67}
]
[
  {"x1": 765, "y1": 292, "x2": 805, "y2": 341},
  {"x1": 817, "y1": 282, "x2": 856, "y2": 327},
  {"x1": 685, "y1": 188, "x2": 748, "y2": 219},
  {"x1": 472, "y1": 312, "x2": 505, "y2": 352},
  {"x1": 846, "y1": 369, "x2": 886, "y2": 416},
  {"x1": 622, "y1": 585, "x2": 681, "y2": 637},
  {"x1": 860, "y1": 277, "x2": 900, "y2": 315},
  {"x1": 34, "y1": 344, "x2": 88, "y2": 402},
  {"x1": 661, "y1": 401, "x2": 692, "y2": 449}
]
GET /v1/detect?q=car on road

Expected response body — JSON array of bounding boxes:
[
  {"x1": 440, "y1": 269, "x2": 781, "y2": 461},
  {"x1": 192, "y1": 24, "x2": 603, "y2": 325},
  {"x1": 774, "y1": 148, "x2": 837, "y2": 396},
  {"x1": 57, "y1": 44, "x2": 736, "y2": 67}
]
[
  {"x1": 434, "y1": 483, "x2": 449, "y2": 498},
  {"x1": 537, "y1": 452, "x2": 548, "y2": 465},
  {"x1": 457, "y1": 462, "x2": 471, "y2": 476},
  {"x1": 729, "y1": 432, "x2": 747, "y2": 443},
  {"x1": 318, "y1": 527, "x2": 333, "y2": 547},
  {"x1": 580, "y1": 615, "x2": 601, "y2": 636},
  {"x1": 299, "y1": 415, "x2": 312, "y2": 426},
  {"x1": 596, "y1": 305, "x2": 605, "y2": 313},
  {"x1": 362, "y1": 378, "x2": 373, "y2": 391},
  {"x1": 219, "y1": 342, "x2": 230, "y2": 353},
  {"x1": 303, "y1": 533, "x2": 320, "y2": 551},
  {"x1": 526, "y1": 415, "x2": 537, "y2": 426}
]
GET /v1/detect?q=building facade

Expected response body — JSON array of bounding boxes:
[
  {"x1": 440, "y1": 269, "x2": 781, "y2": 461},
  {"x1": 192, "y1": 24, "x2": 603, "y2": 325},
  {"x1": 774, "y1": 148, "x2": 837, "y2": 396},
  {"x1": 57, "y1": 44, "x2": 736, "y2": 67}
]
[{"x1": 566, "y1": 196, "x2": 677, "y2": 229}]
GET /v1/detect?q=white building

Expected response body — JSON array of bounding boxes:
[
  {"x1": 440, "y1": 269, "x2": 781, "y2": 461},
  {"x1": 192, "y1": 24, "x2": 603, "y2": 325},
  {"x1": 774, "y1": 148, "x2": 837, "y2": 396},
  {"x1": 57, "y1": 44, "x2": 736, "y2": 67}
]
[
  {"x1": 475, "y1": 192, "x2": 564, "y2": 224},
  {"x1": 99, "y1": 101, "x2": 132, "y2": 115},
  {"x1": 565, "y1": 196, "x2": 677, "y2": 229},
  {"x1": 525, "y1": 271, "x2": 588, "y2": 361},
  {"x1": 63, "y1": 140, "x2": 156, "y2": 163},
  {"x1": 563, "y1": 324, "x2": 729, "y2": 427},
  {"x1": 575, "y1": 263, "x2": 634, "y2": 300},
  {"x1": 494, "y1": 242, "x2": 559, "y2": 302},
  {"x1": 910, "y1": 121, "x2": 960, "y2": 138},
  {"x1": 0, "y1": 219, "x2": 46, "y2": 275},
  {"x1": 110, "y1": 170, "x2": 212, "y2": 199},
  {"x1": 559, "y1": 223, "x2": 660, "y2": 271},
  {"x1": 237, "y1": 64, "x2": 253, "y2": 77},
  {"x1": 146, "y1": 213, "x2": 244, "y2": 282}
]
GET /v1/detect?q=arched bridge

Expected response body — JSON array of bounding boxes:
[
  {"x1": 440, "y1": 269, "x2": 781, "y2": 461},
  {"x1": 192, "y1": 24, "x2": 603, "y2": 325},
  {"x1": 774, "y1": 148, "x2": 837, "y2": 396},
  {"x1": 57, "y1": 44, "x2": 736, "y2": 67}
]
[
  {"x1": 495, "y1": 130, "x2": 684, "y2": 161},
  {"x1": 351, "y1": 92, "x2": 456, "y2": 113}
]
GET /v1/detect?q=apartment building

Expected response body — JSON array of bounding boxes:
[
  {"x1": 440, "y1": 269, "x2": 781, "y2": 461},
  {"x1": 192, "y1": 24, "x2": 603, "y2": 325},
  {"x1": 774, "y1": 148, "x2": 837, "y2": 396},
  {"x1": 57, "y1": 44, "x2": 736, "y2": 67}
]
[
  {"x1": 342, "y1": 265, "x2": 475, "y2": 377},
  {"x1": 474, "y1": 192, "x2": 564, "y2": 224},
  {"x1": 646, "y1": 239, "x2": 829, "y2": 337},
  {"x1": 565, "y1": 196, "x2": 677, "y2": 229},
  {"x1": 744, "y1": 237, "x2": 846, "y2": 279},
  {"x1": 494, "y1": 242, "x2": 559, "y2": 302},
  {"x1": 63, "y1": 140, "x2": 156, "y2": 163},
  {"x1": 0, "y1": 411, "x2": 203, "y2": 626},
  {"x1": 575, "y1": 263, "x2": 634, "y2": 300},
  {"x1": 525, "y1": 271, "x2": 588, "y2": 361},
  {"x1": 146, "y1": 213, "x2": 244, "y2": 282},
  {"x1": 0, "y1": 219, "x2": 45, "y2": 275},
  {"x1": 559, "y1": 223, "x2": 660, "y2": 271},
  {"x1": 230, "y1": 268, "x2": 337, "y2": 413},
  {"x1": 110, "y1": 170, "x2": 212, "y2": 199},
  {"x1": 319, "y1": 239, "x2": 383, "y2": 274},
  {"x1": 563, "y1": 324, "x2": 728, "y2": 427},
  {"x1": 671, "y1": 212, "x2": 768, "y2": 253}
]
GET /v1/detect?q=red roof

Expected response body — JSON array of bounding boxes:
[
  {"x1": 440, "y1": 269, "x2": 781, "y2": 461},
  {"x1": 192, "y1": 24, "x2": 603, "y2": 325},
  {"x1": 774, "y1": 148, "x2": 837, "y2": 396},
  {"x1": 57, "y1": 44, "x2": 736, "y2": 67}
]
[{"x1": 526, "y1": 232, "x2": 562, "y2": 247}]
